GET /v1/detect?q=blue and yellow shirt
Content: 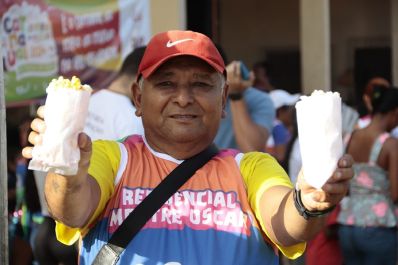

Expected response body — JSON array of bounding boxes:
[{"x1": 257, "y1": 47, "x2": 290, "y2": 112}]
[{"x1": 56, "y1": 135, "x2": 304, "y2": 265}]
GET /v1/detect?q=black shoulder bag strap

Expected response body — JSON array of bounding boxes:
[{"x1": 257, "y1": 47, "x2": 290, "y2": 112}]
[{"x1": 92, "y1": 144, "x2": 219, "y2": 265}]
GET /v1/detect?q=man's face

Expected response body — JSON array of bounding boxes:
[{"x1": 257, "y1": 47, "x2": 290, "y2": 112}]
[
  {"x1": 133, "y1": 56, "x2": 228, "y2": 149},
  {"x1": 253, "y1": 66, "x2": 270, "y2": 91}
]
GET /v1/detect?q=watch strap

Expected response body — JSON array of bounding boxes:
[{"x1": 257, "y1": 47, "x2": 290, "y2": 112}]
[
  {"x1": 228, "y1": 92, "x2": 243, "y2": 101},
  {"x1": 293, "y1": 187, "x2": 336, "y2": 220}
]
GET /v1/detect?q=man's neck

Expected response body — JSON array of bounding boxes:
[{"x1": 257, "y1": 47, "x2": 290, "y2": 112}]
[
  {"x1": 145, "y1": 135, "x2": 212, "y2": 160},
  {"x1": 254, "y1": 82, "x2": 274, "y2": 92}
]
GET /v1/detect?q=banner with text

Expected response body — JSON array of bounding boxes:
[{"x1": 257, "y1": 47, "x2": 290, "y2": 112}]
[{"x1": 1, "y1": 0, "x2": 150, "y2": 104}]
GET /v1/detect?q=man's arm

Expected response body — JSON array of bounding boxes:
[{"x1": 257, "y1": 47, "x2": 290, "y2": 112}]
[
  {"x1": 259, "y1": 155, "x2": 353, "y2": 246},
  {"x1": 44, "y1": 134, "x2": 100, "y2": 228},
  {"x1": 23, "y1": 107, "x2": 101, "y2": 228},
  {"x1": 230, "y1": 99, "x2": 269, "y2": 152},
  {"x1": 227, "y1": 61, "x2": 274, "y2": 152}
]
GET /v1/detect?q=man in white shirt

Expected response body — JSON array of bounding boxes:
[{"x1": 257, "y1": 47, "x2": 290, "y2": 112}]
[{"x1": 84, "y1": 47, "x2": 146, "y2": 140}]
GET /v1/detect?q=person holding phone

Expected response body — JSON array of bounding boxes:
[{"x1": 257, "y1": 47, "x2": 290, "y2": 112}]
[{"x1": 214, "y1": 45, "x2": 275, "y2": 152}]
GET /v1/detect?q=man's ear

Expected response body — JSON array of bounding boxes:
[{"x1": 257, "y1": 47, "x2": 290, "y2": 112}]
[
  {"x1": 132, "y1": 82, "x2": 143, "y2": 117},
  {"x1": 222, "y1": 109, "x2": 227, "y2": 118}
]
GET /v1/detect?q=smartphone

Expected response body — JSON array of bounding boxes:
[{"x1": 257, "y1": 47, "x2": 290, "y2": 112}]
[{"x1": 240, "y1": 61, "x2": 250, "y2": 80}]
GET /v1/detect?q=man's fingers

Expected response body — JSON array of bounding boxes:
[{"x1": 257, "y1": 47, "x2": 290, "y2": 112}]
[
  {"x1": 226, "y1": 61, "x2": 241, "y2": 80},
  {"x1": 338, "y1": 154, "x2": 354, "y2": 168},
  {"x1": 78, "y1": 133, "x2": 92, "y2": 159},
  {"x1": 235, "y1": 61, "x2": 241, "y2": 76},
  {"x1": 21, "y1": 106, "x2": 46, "y2": 160},
  {"x1": 77, "y1": 133, "x2": 92, "y2": 169},
  {"x1": 37, "y1": 105, "x2": 45, "y2": 119},
  {"x1": 302, "y1": 190, "x2": 335, "y2": 210},
  {"x1": 28, "y1": 131, "x2": 42, "y2": 145},
  {"x1": 225, "y1": 61, "x2": 237, "y2": 77},
  {"x1": 242, "y1": 79, "x2": 253, "y2": 88},
  {"x1": 321, "y1": 154, "x2": 354, "y2": 185},
  {"x1": 78, "y1": 132, "x2": 92, "y2": 152},
  {"x1": 326, "y1": 167, "x2": 353, "y2": 184},
  {"x1": 31, "y1": 118, "x2": 46, "y2": 133},
  {"x1": 22, "y1": 147, "x2": 32, "y2": 159},
  {"x1": 322, "y1": 180, "x2": 350, "y2": 195},
  {"x1": 299, "y1": 154, "x2": 353, "y2": 211}
]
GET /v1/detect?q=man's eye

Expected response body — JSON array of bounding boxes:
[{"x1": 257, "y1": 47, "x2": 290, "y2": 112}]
[
  {"x1": 157, "y1": 81, "x2": 174, "y2": 87},
  {"x1": 192, "y1": 82, "x2": 211, "y2": 88}
]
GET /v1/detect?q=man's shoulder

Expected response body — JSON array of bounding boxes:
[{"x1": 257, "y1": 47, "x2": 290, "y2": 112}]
[
  {"x1": 245, "y1": 87, "x2": 271, "y2": 98},
  {"x1": 244, "y1": 87, "x2": 273, "y2": 104},
  {"x1": 90, "y1": 90, "x2": 135, "y2": 111},
  {"x1": 119, "y1": 134, "x2": 144, "y2": 145},
  {"x1": 91, "y1": 88, "x2": 109, "y2": 97},
  {"x1": 91, "y1": 89, "x2": 130, "y2": 101},
  {"x1": 90, "y1": 89, "x2": 114, "y2": 105},
  {"x1": 216, "y1": 150, "x2": 278, "y2": 165},
  {"x1": 217, "y1": 148, "x2": 241, "y2": 158},
  {"x1": 243, "y1": 88, "x2": 275, "y2": 122}
]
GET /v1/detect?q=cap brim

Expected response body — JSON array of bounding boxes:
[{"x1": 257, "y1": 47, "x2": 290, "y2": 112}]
[
  {"x1": 273, "y1": 93, "x2": 301, "y2": 109},
  {"x1": 140, "y1": 53, "x2": 225, "y2": 79},
  {"x1": 287, "y1": 94, "x2": 301, "y2": 105}
]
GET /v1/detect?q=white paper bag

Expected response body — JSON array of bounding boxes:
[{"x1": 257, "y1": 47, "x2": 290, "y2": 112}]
[
  {"x1": 295, "y1": 90, "x2": 343, "y2": 189},
  {"x1": 29, "y1": 77, "x2": 92, "y2": 175}
]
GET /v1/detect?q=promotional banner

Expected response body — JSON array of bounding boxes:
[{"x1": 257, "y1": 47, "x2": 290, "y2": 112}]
[{"x1": 1, "y1": 0, "x2": 150, "y2": 104}]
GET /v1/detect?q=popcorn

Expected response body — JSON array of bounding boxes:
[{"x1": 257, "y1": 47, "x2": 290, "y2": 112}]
[{"x1": 46, "y1": 76, "x2": 92, "y2": 91}]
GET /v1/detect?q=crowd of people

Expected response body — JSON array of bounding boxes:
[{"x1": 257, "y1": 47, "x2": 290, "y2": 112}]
[{"x1": 6, "y1": 28, "x2": 398, "y2": 265}]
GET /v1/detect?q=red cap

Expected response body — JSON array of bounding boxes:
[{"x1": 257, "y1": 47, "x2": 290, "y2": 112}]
[{"x1": 138, "y1": 30, "x2": 225, "y2": 79}]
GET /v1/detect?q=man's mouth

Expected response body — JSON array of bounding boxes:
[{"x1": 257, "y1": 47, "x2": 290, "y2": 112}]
[{"x1": 170, "y1": 114, "x2": 198, "y2": 120}]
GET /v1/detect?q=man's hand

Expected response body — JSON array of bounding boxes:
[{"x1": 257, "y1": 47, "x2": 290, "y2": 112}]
[
  {"x1": 22, "y1": 105, "x2": 92, "y2": 171},
  {"x1": 297, "y1": 154, "x2": 354, "y2": 211},
  {"x1": 226, "y1": 61, "x2": 254, "y2": 94},
  {"x1": 22, "y1": 105, "x2": 46, "y2": 159},
  {"x1": 22, "y1": 105, "x2": 98, "y2": 228}
]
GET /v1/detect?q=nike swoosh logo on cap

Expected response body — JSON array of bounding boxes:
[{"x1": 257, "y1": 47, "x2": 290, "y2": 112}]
[{"x1": 166, "y1": 38, "x2": 194, "y2": 47}]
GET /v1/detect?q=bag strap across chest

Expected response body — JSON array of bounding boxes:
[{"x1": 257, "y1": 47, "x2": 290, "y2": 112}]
[{"x1": 92, "y1": 144, "x2": 219, "y2": 265}]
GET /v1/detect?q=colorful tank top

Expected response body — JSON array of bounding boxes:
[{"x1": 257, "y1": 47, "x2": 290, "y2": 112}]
[
  {"x1": 338, "y1": 133, "x2": 397, "y2": 227},
  {"x1": 56, "y1": 135, "x2": 304, "y2": 264}
]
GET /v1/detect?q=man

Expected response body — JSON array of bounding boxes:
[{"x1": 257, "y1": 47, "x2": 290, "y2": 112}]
[
  {"x1": 214, "y1": 58, "x2": 275, "y2": 152},
  {"x1": 84, "y1": 46, "x2": 146, "y2": 140},
  {"x1": 23, "y1": 30, "x2": 353, "y2": 265},
  {"x1": 252, "y1": 60, "x2": 275, "y2": 93}
]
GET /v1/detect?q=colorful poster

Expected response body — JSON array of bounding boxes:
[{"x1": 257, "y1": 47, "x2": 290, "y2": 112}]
[{"x1": 1, "y1": 0, "x2": 150, "y2": 104}]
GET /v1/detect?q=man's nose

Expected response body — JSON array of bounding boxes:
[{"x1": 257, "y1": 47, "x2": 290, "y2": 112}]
[{"x1": 173, "y1": 86, "x2": 194, "y2": 106}]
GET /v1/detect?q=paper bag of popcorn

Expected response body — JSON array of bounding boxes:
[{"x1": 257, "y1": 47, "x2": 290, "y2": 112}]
[
  {"x1": 29, "y1": 76, "x2": 92, "y2": 175},
  {"x1": 295, "y1": 90, "x2": 343, "y2": 189}
]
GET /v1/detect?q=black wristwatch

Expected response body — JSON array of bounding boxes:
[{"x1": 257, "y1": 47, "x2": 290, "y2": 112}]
[
  {"x1": 228, "y1": 92, "x2": 243, "y2": 101},
  {"x1": 293, "y1": 187, "x2": 336, "y2": 220}
]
